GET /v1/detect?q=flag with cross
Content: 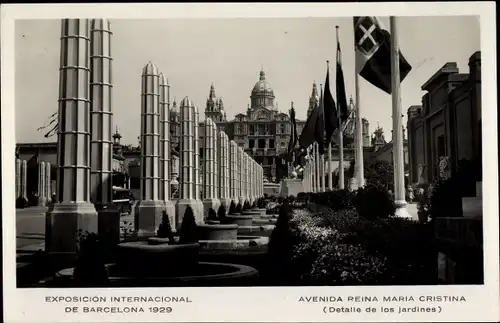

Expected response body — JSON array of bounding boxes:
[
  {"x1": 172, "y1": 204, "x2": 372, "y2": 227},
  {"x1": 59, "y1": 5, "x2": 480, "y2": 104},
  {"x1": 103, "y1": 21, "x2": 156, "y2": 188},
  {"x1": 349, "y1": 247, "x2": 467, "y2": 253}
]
[{"x1": 353, "y1": 16, "x2": 412, "y2": 94}]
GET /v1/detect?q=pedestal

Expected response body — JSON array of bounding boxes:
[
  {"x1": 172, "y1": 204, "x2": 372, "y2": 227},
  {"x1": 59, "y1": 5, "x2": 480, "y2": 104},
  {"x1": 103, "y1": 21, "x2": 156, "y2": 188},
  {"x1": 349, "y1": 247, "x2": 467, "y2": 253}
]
[
  {"x1": 203, "y1": 198, "x2": 220, "y2": 221},
  {"x1": 176, "y1": 199, "x2": 203, "y2": 229},
  {"x1": 394, "y1": 200, "x2": 412, "y2": 219},
  {"x1": 164, "y1": 200, "x2": 177, "y2": 233},
  {"x1": 134, "y1": 200, "x2": 165, "y2": 238},
  {"x1": 96, "y1": 203, "x2": 121, "y2": 258},
  {"x1": 279, "y1": 179, "x2": 304, "y2": 197},
  {"x1": 45, "y1": 202, "x2": 98, "y2": 265}
]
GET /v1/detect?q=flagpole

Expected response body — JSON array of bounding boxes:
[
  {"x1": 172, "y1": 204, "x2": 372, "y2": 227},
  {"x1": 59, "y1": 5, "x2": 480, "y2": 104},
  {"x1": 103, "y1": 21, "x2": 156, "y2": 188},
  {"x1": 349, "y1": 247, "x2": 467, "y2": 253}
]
[
  {"x1": 336, "y1": 26, "x2": 345, "y2": 190},
  {"x1": 390, "y1": 16, "x2": 411, "y2": 218},
  {"x1": 354, "y1": 69, "x2": 364, "y2": 189},
  {"x1": 325, "y1": 61, "x2": 333, "y2": 191}
]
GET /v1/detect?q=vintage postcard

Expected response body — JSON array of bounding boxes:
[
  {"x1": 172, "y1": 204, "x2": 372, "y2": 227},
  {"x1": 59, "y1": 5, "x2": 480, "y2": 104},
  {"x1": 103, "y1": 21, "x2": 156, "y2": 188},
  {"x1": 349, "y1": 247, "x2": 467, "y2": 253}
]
[{"x1": 1, "y1": 2, "x2": 498, "y2": 322}]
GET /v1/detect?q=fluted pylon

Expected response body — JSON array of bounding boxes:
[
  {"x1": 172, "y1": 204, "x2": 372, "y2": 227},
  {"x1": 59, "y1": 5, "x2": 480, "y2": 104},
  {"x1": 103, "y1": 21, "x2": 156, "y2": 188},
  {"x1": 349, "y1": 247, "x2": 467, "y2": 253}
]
[
  {"x1": 229, "y1": 140, "x2": 238, "y2": 205},
  {"x1": 90, "y1": 18, "x2": 113, "y2": 206},
  {"x1": 179, "y1": 97, "x2": 195, "y2": 200},
  {"x1": 159, "y1": 73, "x2": 172, "y2": 201},
  {"x1": 139, "y1": 61, "x2": 161, "y2": 201},
  {"x1": 203, "y1": 118, "x2": 215, "y2": 199},
  {"x1": 45, "y1": 162, "x2": 52, "y2": 199}
]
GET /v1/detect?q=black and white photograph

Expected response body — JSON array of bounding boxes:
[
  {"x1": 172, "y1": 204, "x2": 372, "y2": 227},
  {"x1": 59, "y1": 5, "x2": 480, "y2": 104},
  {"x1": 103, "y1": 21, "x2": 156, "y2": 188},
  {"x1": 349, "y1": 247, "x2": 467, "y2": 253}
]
[{"x1": 2, "y1": 2, "x2": 499, "y2": 323}]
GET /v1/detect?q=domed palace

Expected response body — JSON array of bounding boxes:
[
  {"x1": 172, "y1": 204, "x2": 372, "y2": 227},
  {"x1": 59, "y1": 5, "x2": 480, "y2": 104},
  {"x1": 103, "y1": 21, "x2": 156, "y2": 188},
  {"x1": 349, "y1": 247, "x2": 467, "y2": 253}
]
[{"x1": 200, "y1": 68, "x2": 306, "y2": 181}]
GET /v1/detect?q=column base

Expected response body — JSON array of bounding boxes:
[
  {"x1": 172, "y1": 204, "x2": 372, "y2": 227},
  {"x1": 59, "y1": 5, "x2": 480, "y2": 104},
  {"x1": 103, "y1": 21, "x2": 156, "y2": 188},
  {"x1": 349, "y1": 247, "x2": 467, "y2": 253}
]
[
  {"x1": 134, "y1": 200, "x2": 165, "y2": 238},
  {"x1": 203, "y1": 198, "x2": 220, "y2": 221},
  {"x1": 176, "y1": 199, "x2": 203, "y2": 229},
  {"x1": 95, "y1": 203, "x2": 121, "y2": 258},
  {"x1": 219, "y1": 198, "x2": 232, "y2": 215},
  {"x1": 163, "y1": 200, "x2": 177, "y2": 233},
  {"x1": 38, "y1": 196, "x2": 47, "y2": 207},
  {"x1": 45, "y1": 202, "x2": 98, "y2": 266},
  {"x1": 394, "y1": 200, "x2": 413, "y2": 219}
]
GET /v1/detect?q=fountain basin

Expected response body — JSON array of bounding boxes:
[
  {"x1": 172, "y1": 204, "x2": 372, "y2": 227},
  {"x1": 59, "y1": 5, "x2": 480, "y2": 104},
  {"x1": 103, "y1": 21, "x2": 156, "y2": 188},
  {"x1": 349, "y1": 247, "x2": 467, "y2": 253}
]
[
  {"x1": 221, "y1": 215, "x2": 253, "y2": 227},
  {"x1": 252, "y1": 218, "x2": 277, "y2": 225},
  {"x1": 115, "y1": 241, "x2": 200, "y2": 277},
  {"x1": 237, "y1": 225, "x2": 275, "y2": 237},
  {"x1": 49, "y1": 262, "x2": 259, "y2": 287},
  {"x1": 241, "y1": 210, "x2": 262, "y2": 218},
  {"x1": 198, "y1": 236, "x2": 268, "y2": 250},
  {"x1": 197, "y1": 224, "x2": 238, "y2": 240}
]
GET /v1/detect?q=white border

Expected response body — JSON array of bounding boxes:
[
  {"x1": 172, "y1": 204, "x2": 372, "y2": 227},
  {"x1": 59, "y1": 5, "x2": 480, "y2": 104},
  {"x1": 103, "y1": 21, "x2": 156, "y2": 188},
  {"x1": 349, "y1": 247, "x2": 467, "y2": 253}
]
[{"x1": 2, "y1": 2, "x2": 498, "y2": 322}]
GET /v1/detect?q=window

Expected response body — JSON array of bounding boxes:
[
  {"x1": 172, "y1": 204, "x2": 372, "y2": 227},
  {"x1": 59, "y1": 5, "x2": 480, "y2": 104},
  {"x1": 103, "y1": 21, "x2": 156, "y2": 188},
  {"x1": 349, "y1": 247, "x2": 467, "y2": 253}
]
[
  {"x1": 258, "y1": 139, "x2": 266, "y2": 149},
  {"x1": 249, "y1": 139, "x2": 255, "y2": 148},
  {"x1": 249, "y1": 125, "x2": 254, "y2": 134},
  {"x1": 280, "y1": 142, "x2": 286, "y2": 148},
  {"x1": 269, "y1": 139, "x2": 275, "y2": 149},
  {"x1": 280, "y1": 124, "x2": 285, "y2": 134}
]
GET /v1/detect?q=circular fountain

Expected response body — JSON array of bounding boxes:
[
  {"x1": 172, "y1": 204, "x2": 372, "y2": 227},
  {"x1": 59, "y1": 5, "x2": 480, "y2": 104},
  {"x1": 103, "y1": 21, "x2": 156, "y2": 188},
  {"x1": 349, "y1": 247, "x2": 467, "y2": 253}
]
[{"x1": 48, "y1": 207, "x2": 260, "y2": 287}]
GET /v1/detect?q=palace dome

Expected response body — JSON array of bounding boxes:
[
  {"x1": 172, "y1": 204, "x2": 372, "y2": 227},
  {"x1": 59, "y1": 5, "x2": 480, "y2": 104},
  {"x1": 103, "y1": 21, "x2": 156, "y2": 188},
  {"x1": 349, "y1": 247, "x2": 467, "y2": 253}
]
[{"x1": 251, "y1": 69, "x2": 274, "y2": 97}]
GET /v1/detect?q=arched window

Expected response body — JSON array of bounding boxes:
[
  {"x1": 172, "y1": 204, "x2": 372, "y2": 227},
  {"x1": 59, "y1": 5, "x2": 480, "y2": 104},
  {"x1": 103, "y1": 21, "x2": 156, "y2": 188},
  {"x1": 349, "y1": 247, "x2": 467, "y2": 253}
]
[{"x1": 280, "y1": 124, "x2": 285, "y2": 134}]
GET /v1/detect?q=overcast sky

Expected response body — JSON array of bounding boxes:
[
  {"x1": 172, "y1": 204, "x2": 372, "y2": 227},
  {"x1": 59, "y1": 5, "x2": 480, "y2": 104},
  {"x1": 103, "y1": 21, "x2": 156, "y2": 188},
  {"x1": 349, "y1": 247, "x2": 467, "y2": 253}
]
[{"x1": 15, "y1": 16, "x2": 479, "y2": 145}]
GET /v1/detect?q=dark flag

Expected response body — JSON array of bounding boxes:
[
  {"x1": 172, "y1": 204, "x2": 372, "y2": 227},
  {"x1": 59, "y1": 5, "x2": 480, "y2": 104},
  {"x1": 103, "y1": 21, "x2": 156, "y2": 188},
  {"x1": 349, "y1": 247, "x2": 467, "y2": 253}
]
[
  {"x1": 298, "y1": 102, "x2": 318, "y2": 150},
  {"x1": 287, "y1": 104, "x2": 299, "y2": 162},
  {"x1": 315, "y1": 86, "x2": 326, "y2": 154},
  {"x1": 323, "y1": 64, "x2": 338, "y2": 144},
  {"x1": 353, "y1": 16, "x2": 412, "y2": 94},
  {"x1": 336, "y1": 40, "x2": 349, "y2": 124}
]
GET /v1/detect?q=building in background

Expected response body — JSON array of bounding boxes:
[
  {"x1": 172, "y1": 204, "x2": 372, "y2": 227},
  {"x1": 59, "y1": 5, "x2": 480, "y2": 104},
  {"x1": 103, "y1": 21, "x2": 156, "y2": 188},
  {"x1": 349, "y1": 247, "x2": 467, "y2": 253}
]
[{"x1": 407, "y1": 51, "x2": 481, "y2": 198}]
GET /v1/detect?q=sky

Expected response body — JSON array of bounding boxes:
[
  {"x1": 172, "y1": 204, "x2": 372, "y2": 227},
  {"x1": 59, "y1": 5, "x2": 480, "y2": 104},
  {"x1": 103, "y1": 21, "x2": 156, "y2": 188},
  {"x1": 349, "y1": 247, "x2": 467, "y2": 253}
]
[{"x1": 15, "y1": 16, "x2": 480, "y2": 145}]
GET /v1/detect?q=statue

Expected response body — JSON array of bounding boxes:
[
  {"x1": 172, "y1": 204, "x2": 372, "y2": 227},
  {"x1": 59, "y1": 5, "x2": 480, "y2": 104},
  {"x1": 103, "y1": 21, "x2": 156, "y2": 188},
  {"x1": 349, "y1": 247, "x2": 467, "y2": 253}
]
[
  {"x1": 417, "y1": 164, "x2": 427, "y2": 184},
  {"x1": 438, "y1": 156, "x2": 451, "y2": 180}
]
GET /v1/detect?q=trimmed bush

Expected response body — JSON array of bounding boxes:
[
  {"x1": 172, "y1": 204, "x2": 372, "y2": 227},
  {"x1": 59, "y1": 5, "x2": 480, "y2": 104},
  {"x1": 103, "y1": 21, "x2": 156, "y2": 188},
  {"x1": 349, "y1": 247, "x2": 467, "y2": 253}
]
[
  {"x1": 217, "y1": 205, "x2": 226, "y2": 221},
  {"x1": 156, "y1": 210, "x2": 175, "y2": 243},
  {"x1": 235, "y1": 203, "x2": 242, "y2": 214},
  {"x1": 73, "y1": 231, "x2": 109, "y2": 287},
  {"x1": 228, "y1": 201, "x2": 236, "y2": 215},
  {"x1": 207, "y1": 208, "x2": 217, "y2": 221},
  {"x1": 429, "y1": 178, "x2": 463, "y2": 218},
  {"x1": 179, "y1": 206, "x2": 198, "y2": 244},
  {"x1": 353, "y1": 185, "x2": 395, "y2": 220},
  {"x1": 243, "y1": 200, "x2": 251, "y2": 210}
]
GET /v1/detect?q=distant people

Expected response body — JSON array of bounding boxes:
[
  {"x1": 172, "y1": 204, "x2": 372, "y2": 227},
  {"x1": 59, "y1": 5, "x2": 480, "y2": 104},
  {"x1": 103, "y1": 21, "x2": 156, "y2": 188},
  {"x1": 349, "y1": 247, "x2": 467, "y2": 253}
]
[{"x1": 407, "y1": 185, "x2": 414, "y2": 203}]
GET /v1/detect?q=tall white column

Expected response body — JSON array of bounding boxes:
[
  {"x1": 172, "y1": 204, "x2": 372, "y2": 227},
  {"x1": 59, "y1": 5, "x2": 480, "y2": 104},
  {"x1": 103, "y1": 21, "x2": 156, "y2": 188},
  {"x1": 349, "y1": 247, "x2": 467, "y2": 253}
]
[
  {"x1": 212, "y1": 122, "x2": 221, "y2": 212},
  {"x1": 229, "y1": 140, "x2": 238, "y2": 206},
  {"x1": 45, "y1": 162, "x2": 51, "y2": 200},
  {"x1": 390, "y1": 16, "x2": 411, "y2": 218},
  {"x1": 203, "y1": 118, "x2": 219, "y2": 219},
  {"x1": 176, "y1": 97, "x2": 201, "y2": 226},
  {"x1": 90, "y1": 19, "x2": 114, "y2": 208},
  {"x1": 218, "y1": 131, "x2": 231, "y2": 213},
  {"x1": 193, "y1": 105, "x2": 204, "y2": 219},
  {"x1": 134, "y1": 61, "x2": 165, "y2": 237},
  {"x1": 46, "y1": 19, "x2": 98, "y2": 257},
  {"x1": 38, "y1": 161, "x2": 46, "y2": 206},
  {"x1": 159, "y1": 73, "x2": 175, "y2": 226}
]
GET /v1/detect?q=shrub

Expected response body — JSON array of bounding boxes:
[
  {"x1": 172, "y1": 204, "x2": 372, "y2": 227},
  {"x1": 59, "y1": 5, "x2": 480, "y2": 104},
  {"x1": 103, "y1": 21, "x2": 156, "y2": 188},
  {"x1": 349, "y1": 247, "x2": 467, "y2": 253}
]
[
  {"x1": 217, "y1": 205, "x2": 226, "y2": 221},
  {"x1": 73, "y1": 231, "x2": 109, "y2": 287},
  {"x1": 267, "y1": 200, "x2": 301, "y2": 284},
  {"x1": 156, "y1": 210, "x2": 175, "y2": 243},
  {"x1": 179, "y1": 206, "x2": 198, "y2": 244},
  {"x1": 228, "y1": 201, "x2": 236, "y2": 215},
  {"x1": 207, "y1": 208, "x2": 217, "y2": 221},
  {"x1": 235, "y1": 203, "x2": 242, "y2": 214},
  {"x1": 16, "y1": 197, "x2": 28, "y2": 209},
  {"x1": 429, "y1": 178, "x2": 463, "y2": 218},
  {"x1": 243, "y1": 200, "x2": 251, "y2": 210},
  {"x1": 353, "y1": 185, "x2": 395, "y2": 220}
]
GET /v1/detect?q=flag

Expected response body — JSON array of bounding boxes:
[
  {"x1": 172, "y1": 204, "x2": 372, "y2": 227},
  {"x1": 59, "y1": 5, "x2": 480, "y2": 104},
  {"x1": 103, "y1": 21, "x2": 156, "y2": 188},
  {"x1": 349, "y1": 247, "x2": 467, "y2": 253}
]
[
  {"x1": 298, "y1": 103, "x2": 318, "y2": 150},
  {"x1": 336, "y1": 40, "x2": 349, "y2": 124},
  {"x1": 315, "y1": 86, "x2": 325, "y2": 154},
  {"x1": 287, "y1": 106, "x2": 299, "y2": 162},
  {"x1": 37, "y1": 111, "x2": 59, "y2": 138},
  {"x1": 354, "y1": 16, "x2": 412, "y2": 94},
  {"x1": 323, "y1": 65, "x2": 338, "y2": 144}
]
